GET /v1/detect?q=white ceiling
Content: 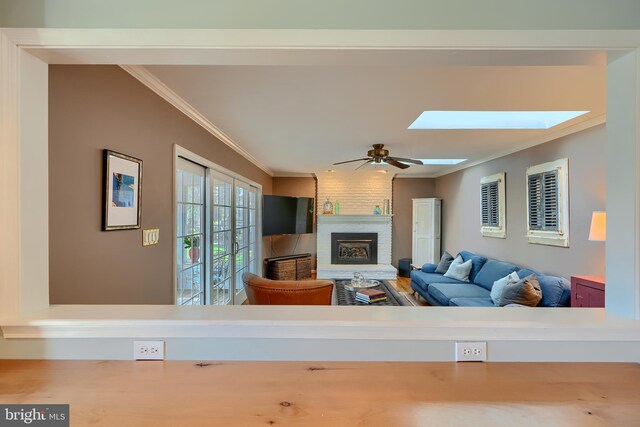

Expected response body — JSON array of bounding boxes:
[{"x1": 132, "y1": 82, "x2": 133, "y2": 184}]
[{"x1": 142, "y1": 50, "x2": 606, "y2": 177}]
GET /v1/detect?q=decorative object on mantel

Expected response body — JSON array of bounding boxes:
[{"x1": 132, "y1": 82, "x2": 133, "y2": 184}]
[
  {"x1": 373, "y1": 205, "x2": 382, "y2": 215},
  {"x1": 322, "y1": 198, "x2": 334, "y2": 214},
  {"x1": 335, "y1": 200, "x2": 340, "y2": 215},
  {"x1": 588, "y1": 211, "x2": 606, "y2": 242},
  {"x1": 383, "y1": 199, "x2": 390, "y2": 215},
  {"x1": 103, "y1": 149, "x2": 143, "y2": 231},
  {"x1": 332, "y1": 144, "x2": 424, "y2": 170}
]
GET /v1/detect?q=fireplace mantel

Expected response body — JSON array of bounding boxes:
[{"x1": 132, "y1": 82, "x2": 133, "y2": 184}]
[{"x1": 317, "y1": 214, "x2": 392, "y2": 224}]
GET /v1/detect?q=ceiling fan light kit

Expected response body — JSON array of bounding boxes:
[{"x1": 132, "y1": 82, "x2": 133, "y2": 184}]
[{"x1": 333, "y1": 144, "x2": 423, "y2": 170}]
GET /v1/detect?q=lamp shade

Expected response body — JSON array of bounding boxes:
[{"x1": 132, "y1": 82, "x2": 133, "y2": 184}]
[{"x1": 589, "y1": 211, "x2": 606, "y2": 241}]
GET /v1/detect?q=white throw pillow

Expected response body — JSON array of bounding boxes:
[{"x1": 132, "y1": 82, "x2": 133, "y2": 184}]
[
  {"x1": 443, "y1": 255, "x2": 472, "y2": 282},
  {"x1": 490, "y1": 271, "x2": 520, "y2": 306}
]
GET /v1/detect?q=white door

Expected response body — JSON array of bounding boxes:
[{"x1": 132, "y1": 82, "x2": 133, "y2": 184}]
[{"x1": 412, "y1": 198, "x2": 441, "y2": 266}]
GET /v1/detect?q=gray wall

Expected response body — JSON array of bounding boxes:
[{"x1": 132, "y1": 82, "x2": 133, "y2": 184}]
[
  {"x1": 392, "y1": 178, "x2": 437, "y2": 267},
  {"x1": 435, "y1": 125, "x2": 606, "y2": 279},
  {"x1": 49, "y1": 65, "x2": 273, "y2": 305}
]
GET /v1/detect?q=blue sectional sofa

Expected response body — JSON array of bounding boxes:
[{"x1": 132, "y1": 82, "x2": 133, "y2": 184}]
[{"x1": 410, "y1": 250, "x2": 571, "y2": 307}]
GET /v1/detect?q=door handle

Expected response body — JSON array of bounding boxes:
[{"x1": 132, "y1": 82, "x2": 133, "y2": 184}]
[{"x1": 234, "y1": 241, "x2": 240, "y2": 254}]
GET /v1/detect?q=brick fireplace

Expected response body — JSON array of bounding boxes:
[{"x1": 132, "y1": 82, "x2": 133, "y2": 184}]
[
  {"x1": 316, "y1": 215, "x2": 396, "y2": 280},
  {"x1": 314, "y1": 170, "x2": 397, "y2": 280}
]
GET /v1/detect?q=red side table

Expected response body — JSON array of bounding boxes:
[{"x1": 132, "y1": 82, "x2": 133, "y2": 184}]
[{"x1": 571, "y1": 276, "x2": 605, "y2": 308}]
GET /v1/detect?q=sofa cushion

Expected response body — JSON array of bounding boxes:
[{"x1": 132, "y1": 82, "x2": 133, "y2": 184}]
[
  {"x1": 435, "y1": 251, "x2": 455, "y2": 274},
  {"x1": 473, "y1": 259, "x2": 520, "y2": 291},
  {"x1": 428, "y1": 282, "x2": 491, "y2": 306},
  {"x1": 537, "y1": 275, "x2": 571, "y2": 307},
  {"x1": 458, "y1": 251, "x2": 488, "y2": 282},
  {"x1": 444, "y1": 256, "x2": 472, "y2": 282},
  {"x1": 449, "y1": 297, "x2": 494, "y2": 307},
  {"x1": 410, "y1": 271, "x2": 467, "y2": 293},
  {"x1": 499, "y1": 274, "x2": 542, "y2": 307},
  {"x1": 517, "y1": 268, "x2": 542, "y2": 279}
]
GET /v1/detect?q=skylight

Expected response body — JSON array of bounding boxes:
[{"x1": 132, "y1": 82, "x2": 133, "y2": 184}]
[
  {"x1": 415, "y1": 159, "x2": 466, "y2": 165},
  {"x1": 408, "y1": 111, "x2": 590, "y2": 130}
]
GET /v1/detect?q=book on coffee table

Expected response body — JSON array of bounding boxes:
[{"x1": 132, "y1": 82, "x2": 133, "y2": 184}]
[
  {"x1": 356, "y1": 295, "x2": 387, "y2": 304},
  {"x1": 356, "y1": 289, "x2": 386, "y2": 298},
  {"x1": 355, "y1": 288, "x2": 387, "y2": 303}
]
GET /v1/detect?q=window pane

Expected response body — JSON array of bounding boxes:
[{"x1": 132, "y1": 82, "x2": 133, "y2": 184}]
[
  {"x1": 183, "y1": 172, "x2": 192, "y2": 203},
  {"x1": 193, "y1": 206, "x2": 202, "y2": 234},
  {"x1": 193, "y1": 175, "x2": 202, "y2": 203},
  {"x1": 236, "y1": 187, "x2": 245, "y2": 207}
]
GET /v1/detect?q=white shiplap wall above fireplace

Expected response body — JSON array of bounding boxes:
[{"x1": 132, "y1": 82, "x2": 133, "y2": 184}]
[
  {"x1": 315, "y1": 170, "x2": 393, "y2": 215},
  {"x1": 315, "y1": 171, "x2": 396, "y2": 279}
]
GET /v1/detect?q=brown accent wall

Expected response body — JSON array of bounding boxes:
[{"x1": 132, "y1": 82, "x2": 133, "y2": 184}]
[
  {"x1": 391, "y1": 178, "x2": 437, "y2": 267},
  {"x1": 269, "y1": 177, "x2": 317, "y2": 268},
  {"x1": 49, "y1": 65, "x2": 272, "y2": 304},
  {"x1": 435, "y1": 124, "x2": 606, "y2": 278}
]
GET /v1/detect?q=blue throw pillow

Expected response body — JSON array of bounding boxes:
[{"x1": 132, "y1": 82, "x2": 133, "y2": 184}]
[{"x1": 537, "y1": 275, "x2": 571, "y2": 307}]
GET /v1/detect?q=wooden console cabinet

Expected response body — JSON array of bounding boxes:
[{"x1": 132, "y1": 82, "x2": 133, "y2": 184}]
[
  {"x1": 571, "y1": 276, "x2": 605, "y2": 308},
  {"x1": 264, "y1": 253, "x2": 312, "y2": 280}
]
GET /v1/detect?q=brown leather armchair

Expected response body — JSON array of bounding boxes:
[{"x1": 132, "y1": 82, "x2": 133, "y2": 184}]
[{"x1": 242, "y1": 272, "x2": 334, "y2": 305}]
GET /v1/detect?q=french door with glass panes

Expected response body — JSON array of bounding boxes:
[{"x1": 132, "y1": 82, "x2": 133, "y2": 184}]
[
  {"x1": 209, "y1": 171, "x2": 260, "y2": 305},
  {"x1": 177, "y1": 158, "x2": 260, "y2": 306}
]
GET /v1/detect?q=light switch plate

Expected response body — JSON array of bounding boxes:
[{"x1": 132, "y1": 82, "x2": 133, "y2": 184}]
[{"x1": 143, "y1": 228, "x2": 160, "y2": 246}]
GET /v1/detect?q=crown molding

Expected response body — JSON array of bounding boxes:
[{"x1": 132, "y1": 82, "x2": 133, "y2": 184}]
[{"x1": 120, "y1": 65, "x2": 274, "y2": 176}]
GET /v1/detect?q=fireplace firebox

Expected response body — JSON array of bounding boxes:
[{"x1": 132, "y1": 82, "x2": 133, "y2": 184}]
[{"x1": 331, "y1": 233, "x2": 378, "y2": 265}]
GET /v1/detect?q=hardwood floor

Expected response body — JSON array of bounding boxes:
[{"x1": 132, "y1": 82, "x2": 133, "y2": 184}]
[
  {"x1": 1, "y1": 360, "x2": 638, "y2": 426},
  {"x1": 387, "y1": 275, "x2": 429, "y2": 306}
]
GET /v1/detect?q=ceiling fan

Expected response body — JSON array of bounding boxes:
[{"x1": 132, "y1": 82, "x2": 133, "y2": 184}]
[{"x1": 333, "y1": 144, "x2": 424, "y2": 170}]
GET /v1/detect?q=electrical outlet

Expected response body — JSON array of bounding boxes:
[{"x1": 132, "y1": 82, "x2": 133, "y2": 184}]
[
  {"x1": 455, "y1": 341, "x2": 487, "y2": 362},
  {"x1": 134, "y1": 340, "x2": 165, "y2": 360}
]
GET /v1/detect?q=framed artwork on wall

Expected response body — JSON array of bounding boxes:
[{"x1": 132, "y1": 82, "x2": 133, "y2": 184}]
[{"x1": 103, "y1": 149, "x2": 143, "y2": 231}]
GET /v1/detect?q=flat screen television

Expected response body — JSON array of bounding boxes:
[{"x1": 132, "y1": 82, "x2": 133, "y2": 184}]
[{"x1": 262, "y1": 195, "x2": 314, "y2": 236}]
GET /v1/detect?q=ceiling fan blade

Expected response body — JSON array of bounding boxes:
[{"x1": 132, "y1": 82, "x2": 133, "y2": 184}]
[
  {"x1": 389, "y1": 157, "x2": 423, "y2": 165},
  {"x1": 355, "y1": 159, "x2": 374, "y2": 170},
  {"x1": 333, "y1": 157, "x2": 371, "y2": 166},
  {"x1": 385, "y1": 158, "x2": 410, "y2": 169}
]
